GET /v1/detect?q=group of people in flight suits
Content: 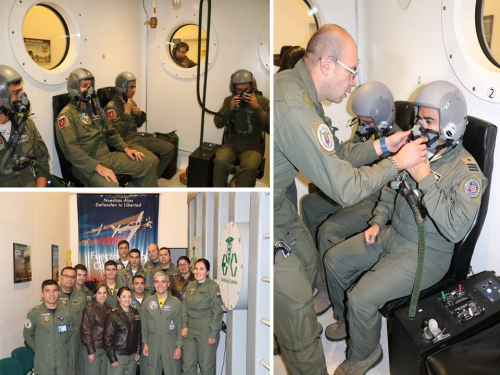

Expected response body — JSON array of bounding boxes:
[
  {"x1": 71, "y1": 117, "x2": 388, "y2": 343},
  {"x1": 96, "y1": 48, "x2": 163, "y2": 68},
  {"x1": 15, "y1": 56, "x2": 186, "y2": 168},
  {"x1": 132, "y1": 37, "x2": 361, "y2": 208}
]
[{"x1": 24, "y1": 241, "x2": 225, "y2": 375}]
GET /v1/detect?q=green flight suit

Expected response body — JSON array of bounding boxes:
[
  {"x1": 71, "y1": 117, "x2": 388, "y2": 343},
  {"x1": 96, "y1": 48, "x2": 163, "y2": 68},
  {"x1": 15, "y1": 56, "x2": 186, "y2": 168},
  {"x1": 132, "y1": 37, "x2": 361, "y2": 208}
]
[
  {"x1": 181, "y1": 277, "x2": 224, "y2": 375},
  {"x1": 0, "y1": 117, "x2": 50, "y2": 187},
  {"x1": 149, "y1": 264, "x2": 179, "y2": 282},
  {"x1": 117, "y1": 263, "x2": 151, "y2": 291},
  {"x1": 325, "y1": 144, "x2": 487, "y2": 362},
  {"x1": 105, "y1": 93, "x2": 175, "y2": 178},
  {"x1": 105, "y1": 281, "x2": 126, "y2": 308},
  {"x1": 144, "y1": 260, "x2": 160, "y2": 272},
  {"x1": 303, "y1": 123, "x2": 402, "y2": 260},
  {"x1": 23, "y1": 302, "x2": 75, "y2": 375},
  {"x1": 60, "y1": 287, "x2": 87, "y2": 375},
  {"x1": 55, "y1": 100, "x2": 158, "y2": 187},
  {"x1": 274, "y1": 60, "x2": 397, "y2": 375},
  {"x1": 141, "y1": 293, "x2": 183, "y2": 375},
  {"x1": 78, "y1": 284, "x2": 94, "y2": 304},
  {"x1": 130, "y1": 292, "x2": 151, "y2": 375},
  {"x1": 213, "y1": 93, "x2": 270, "y2": 187},
  {"x1": 115, "y1": 258, "x2": 128, "y2": 271}
]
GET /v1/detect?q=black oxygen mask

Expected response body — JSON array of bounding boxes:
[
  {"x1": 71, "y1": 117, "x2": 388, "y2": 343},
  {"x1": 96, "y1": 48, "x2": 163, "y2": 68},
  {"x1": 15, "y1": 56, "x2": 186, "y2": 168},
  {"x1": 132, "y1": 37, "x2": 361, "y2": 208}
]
[
  {"x1": 80, "y1": 86, "x2": 95, "y2": 102},
  {"x1": 409, "y1": 119, "x2": 440, "y2": 152},
  {"x1": 11, "y1": 92, "x2": 30, "y2": 115}
]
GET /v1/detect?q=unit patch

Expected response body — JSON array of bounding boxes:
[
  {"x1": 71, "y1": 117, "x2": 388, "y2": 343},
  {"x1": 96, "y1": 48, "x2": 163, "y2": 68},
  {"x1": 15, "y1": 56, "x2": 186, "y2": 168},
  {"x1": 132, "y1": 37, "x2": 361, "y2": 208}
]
[
  {"x1": 80, "y1": 112, "x2": 90, "y2": 125},
  {"x1": 464, "y1": 178, "x2": 481, "y2": 198},
  {"x1": 221, "y1": 304, "x2": 227, "y2": 312},
  {"x1": 18, "y1": 133, "x2": 29, "y2": 144},
  {"x1": 314, "y1": 123, "x2": 335, "y2": 152},
  {"x1": 87, "y1": 295, "x2": 92, "y2": 302},
  {"x1": 41, "y1": 313, "x2": 51, "y2": 322},
  {"x1": 24, "y1": 319, "x2": 32, "y2": 329},
  {"x1": 149, "y1": 301, "x2": 158, "y2": 310},
  {"x1": 58, "y1": 116, "x2": 66, "y2": 129},
  {"x1": 60, "y1": 297, "x2": 68, "y2": 305},
  {"x1": 107, "y1": 109, "x2": 116, "y2": 119}
]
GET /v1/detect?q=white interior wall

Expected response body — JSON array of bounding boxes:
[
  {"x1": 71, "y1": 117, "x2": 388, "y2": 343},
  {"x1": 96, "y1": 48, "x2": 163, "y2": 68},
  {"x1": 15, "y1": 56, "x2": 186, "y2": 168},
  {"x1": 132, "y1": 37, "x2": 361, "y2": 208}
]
[
  {"x1": 145, "y1": 0, "x2": 270, "y2": 184},
  {"x1": 357, "y1": 0, "x2": 500, "y2": 275},
  {"x1": 0, "y1": 0, "x2": 145, "y2": 178},
  {"x1": 0, "y1": 192, "x2": 70, "y2": 359}
]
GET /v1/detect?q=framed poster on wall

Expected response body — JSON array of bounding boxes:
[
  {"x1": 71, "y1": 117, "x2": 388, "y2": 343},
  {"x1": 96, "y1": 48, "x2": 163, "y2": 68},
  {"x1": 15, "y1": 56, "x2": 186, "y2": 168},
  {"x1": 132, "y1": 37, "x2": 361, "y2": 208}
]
[
  {"x1": 13, "y1": 243, "x2": 31, "y2": 283},
  {"x1": 52, "y1": 245, "x2": 59, "y2": 281}
]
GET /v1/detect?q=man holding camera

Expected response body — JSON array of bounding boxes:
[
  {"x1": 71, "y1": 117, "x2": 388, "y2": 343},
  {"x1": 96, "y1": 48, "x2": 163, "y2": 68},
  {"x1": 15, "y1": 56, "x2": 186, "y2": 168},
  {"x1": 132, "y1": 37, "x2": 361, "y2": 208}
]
[
  {"x1": 55, "y1": 68, "x2": 158, "y2": 187},
  {"x1": 0, "y1": 65, "x2": 50, "y2": 187},
  {"x1": 213, "y1": 69, "x2": 270, "y2": 187}
]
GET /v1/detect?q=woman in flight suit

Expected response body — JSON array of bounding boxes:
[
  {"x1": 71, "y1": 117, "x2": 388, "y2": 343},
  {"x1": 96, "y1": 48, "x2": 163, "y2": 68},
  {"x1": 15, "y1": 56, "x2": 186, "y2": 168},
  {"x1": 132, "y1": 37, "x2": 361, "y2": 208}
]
[
  {"x1": 81, "y1": 282, "x2": 111, "y2": 375},
  {"x1": 181, "y1": 259, "x2": 225, "y2": 375},
  {"x1": 104, "y1": 287, "x2": 142, "y2": 375}
]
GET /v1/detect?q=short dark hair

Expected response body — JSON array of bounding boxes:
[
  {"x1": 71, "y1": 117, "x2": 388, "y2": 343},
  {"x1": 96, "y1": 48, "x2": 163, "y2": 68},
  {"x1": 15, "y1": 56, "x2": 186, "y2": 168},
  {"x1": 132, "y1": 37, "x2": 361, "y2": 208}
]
[
  {"x1": 117, "y1": 286, "x2": 132, "y2": 298},
  {"x1": 117, "y1": 240, "x2": 130, "y2": 248},
  {"x1": 8, "y1": 79, "x2": 22, "y2": 88},
  {"x1": 129, "y1": 249, "x2": 141, "y2": 257},
  {"x1": 177, "y1": 256, "x2": 191, "y2": 265},
  {"x1": 132, "y1": 274, "x2": 146, "y2": 283},
  {"x1": 195, "y1": 258, "x2": 210, "y2": 271},
  {"x1": 159, "y1": 247, "x2": 171, "y2": 256},
  {"x1": 60, "y1": 267, "x2": 76, "y2": 275},
  {"x1": 41, "y1": 279, "x2": 59, "y2": 291},
  {"x1": 74, "y1": 264, "x2": 88, "y2": 273},
  {"x1": 104, "y1": 260, "x2": 117, "y2": 269}
]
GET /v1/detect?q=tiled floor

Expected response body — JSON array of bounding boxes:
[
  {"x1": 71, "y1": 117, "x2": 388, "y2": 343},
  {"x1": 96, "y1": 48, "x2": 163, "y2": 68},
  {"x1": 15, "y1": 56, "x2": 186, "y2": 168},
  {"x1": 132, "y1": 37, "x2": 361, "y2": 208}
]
[{"x1": 273, "y1": 306, "x2": 391, "y2": 375}]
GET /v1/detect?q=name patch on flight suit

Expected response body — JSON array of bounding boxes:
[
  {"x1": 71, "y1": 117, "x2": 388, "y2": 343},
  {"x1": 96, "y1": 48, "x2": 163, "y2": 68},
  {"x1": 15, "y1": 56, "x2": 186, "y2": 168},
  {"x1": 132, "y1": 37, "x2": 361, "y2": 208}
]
[
  {"x1": 312, "y1": 123, "x2": 335, "y2": 153},
  {"x1": 72, "y1": 300, "x2": 80, "y2": 305},
  {"x1": 162, "y1": 305, "x2": 171, "y2": 311},
  {"x1": 464, "y1": 178, "x2": 481, "y2": 198},
  {"x1": 41, "y1": 313, "x2": 52, "y2": 322},
  {"x1": 107, "y1": 109, "x2": 116, "y2": 119},
  {"x1": 80, "y1": 113, "x2": 90, "y2": 125}
]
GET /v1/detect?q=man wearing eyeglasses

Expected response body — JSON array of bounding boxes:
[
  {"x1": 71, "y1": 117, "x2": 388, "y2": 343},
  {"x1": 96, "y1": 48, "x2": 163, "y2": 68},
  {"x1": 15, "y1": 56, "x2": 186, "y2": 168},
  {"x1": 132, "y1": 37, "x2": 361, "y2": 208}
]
[
  {"x1": 59, "y1": 267, "x2": 87, "y2": 375},
  {"x1": 170, "y1": 256, "x2": 196, "y2": 302},
  {"x1": 274, "y1": 24, "x2": 429, "y2": 375}
]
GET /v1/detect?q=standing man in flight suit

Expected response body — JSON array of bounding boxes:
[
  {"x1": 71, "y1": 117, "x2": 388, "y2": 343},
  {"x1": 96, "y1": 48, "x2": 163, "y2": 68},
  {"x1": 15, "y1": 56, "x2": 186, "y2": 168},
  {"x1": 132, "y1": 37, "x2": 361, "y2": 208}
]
[
  {"x1": 74, "y1": 264, "x2": 93, "y2": 303},
  {"x1": 151, "y1": 247, "x2": 179, "y2": 277},
  {"x1": 142, "y1": 272, "x2": 183, "y2": 375},
  {"x1": 117, "y1": 248, "x2": 151, "y2": 291},
  {"x1": 24, "y1": 280, "x2": 75, "y2": 375},
  {"x1": 213, "y1": 69, "x2": 270, "y2": 187},
  {"x1": 103, "y1": 260, "x2": 125, "y2": 308},
  {"x1": 0, "y1": 65, "x2": 50, "y2": 187},
  {"x1": 116, "y1": 240, "x2": 130, "y2": 271},
  {"x1": 105, "y1": 71, "x2": 175, "y2": 178},
  {"x1": 59, "y1": 267, "x2": 87, "y2": 375},
  {"x1": 131, "y1": 274, "x2": 151, "y2": 375},
  {"x1": 274, "y1": 24, "x2": 428, "y2": 374},
  {"x1": 144, "y1": 243, "x2": 161, "y2": 271},
  {"x1": 55, "y1": 68, "x2": 159, "y2": 187},
  {"x1": 325, "y1": 81, "x2": 486, "y2": 375},
  {"x1": 300, "y1": 82, "x2": 401, "y2": 316}
]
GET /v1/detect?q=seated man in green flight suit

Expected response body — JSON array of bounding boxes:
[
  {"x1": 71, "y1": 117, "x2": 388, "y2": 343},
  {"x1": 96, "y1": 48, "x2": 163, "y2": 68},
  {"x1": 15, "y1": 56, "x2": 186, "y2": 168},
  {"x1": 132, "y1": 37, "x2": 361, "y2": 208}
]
[
  {"x1": 0, "y1": 65, "x2": 50, "y2": 187},
  {"x1": 213, "y1": 69, "x2": 270, "y2": 187},
  {"x1": 55, "y1": 68, "x2": 159, "y2": 187},
  {"x1": 325, "y1": 81, "x2": 487, "y2": 375},
  {"x1": 105, "y1": 71, "x2": 175, "y2": 179}
]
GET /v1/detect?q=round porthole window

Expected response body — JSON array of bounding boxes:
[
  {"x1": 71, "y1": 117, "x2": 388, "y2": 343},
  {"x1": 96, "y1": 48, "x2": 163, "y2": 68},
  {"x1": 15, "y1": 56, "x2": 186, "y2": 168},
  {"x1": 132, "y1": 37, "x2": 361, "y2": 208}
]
[
  {"x1": 157, "y1": 12, "x2": 218, "y2": 79},
  {"x1": 273, "y1": 0, "x2": 320, "y2": 67},
  {"x1": 9, "y1": 0, "x2": 87, "y2": 85},
  {"x1": 169, "y1": 24, "x2": 206, "y2": 69},
  {"x1": 22, "y1": 4, "x2": 69, "y2": 70},
  {"x1": 476, "y1": 0, "x2": 500, "y2": 69}
]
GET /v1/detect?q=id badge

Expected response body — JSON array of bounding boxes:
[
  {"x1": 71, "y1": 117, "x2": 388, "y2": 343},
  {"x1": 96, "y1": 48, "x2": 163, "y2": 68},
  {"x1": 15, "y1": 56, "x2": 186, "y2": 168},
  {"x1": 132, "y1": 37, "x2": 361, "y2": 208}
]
[{"x1": 58, "y1": 324, "x2": 67, "y2": 333}]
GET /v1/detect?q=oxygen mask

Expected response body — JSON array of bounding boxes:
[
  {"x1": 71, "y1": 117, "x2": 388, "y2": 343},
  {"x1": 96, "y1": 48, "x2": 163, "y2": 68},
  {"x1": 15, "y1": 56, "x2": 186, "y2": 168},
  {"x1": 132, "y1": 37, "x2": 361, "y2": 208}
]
[
  {"x1": 80, "y1": 86, "x2": 95, "y2": 102},
  {"x1": 11, "y1": 92, "x2": 30, "y2": 115},
  {"x1": 409, "y1": 119, "x2": 439, "y2": 152}
]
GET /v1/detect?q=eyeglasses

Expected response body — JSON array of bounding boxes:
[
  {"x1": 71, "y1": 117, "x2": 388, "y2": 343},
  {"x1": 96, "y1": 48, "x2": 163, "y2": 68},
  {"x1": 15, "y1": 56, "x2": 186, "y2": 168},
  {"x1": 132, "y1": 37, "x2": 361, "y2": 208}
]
[
  {"x1": 61, "y1": 274, "x2": 77, "y2": 280},
  {"x1": 323, "y1": 56, "x2": 358, "y2": 79},
  {"x1": 178, "y1": 263, "x2": 190, "y2": 267}
]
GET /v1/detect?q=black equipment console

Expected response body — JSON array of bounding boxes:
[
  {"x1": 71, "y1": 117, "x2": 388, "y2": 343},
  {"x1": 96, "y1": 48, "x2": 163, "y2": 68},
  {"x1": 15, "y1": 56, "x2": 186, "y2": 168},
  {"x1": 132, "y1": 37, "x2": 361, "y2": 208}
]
[
  {"x1": 390, "y1": 271, "x2": 500, "y2": 375},
  {"x1": 187, "y1": 142, "x2": 220, "y2": 187}
]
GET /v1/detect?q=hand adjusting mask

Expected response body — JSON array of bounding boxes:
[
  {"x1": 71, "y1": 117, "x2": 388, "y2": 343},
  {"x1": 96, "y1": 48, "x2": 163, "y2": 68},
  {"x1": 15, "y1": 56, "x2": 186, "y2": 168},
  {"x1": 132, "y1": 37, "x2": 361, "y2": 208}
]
[{"x1": 409, "y1": 119, "x2": 440, "y2": 152}]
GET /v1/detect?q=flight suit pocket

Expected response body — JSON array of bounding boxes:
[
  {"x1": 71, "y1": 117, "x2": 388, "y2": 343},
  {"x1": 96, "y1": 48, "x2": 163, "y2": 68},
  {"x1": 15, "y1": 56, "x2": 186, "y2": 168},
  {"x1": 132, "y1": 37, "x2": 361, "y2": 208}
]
[
  {"x1": 288, "y1": 301, "x2": 317, "y2": 348},
  {"x1": 197, "y1": 294, "x2": 211, "y2": 309}
]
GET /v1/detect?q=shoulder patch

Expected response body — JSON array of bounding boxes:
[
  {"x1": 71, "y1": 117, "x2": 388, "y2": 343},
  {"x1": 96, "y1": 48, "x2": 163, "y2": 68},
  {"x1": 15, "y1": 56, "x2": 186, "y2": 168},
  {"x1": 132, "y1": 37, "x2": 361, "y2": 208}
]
[
  {"x1": 312, "y1": 123, "x2": 335, "y2": 153},
  {"x1": 24, "y1": 319, "x2": 32, "y2": 329},
  {"x1": 464, "y1": 178, "x2": 481, "y2": 198},
  {"x1": 461, "y1": 157, "x2": 480, "y2": 173},
  {"x1": 107, "y1": 109, "x2": 116, "y2": 119},
  {"x1": 58, "y1": 116, "x2": 66, "y2": 129}
]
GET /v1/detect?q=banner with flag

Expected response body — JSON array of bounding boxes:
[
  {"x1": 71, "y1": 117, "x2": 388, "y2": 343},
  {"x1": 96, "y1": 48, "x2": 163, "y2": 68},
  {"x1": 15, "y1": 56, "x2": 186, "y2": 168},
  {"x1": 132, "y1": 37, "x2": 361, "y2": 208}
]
[{"x1": 77, "y1": 194, "x2": 159, "y2": 281}]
